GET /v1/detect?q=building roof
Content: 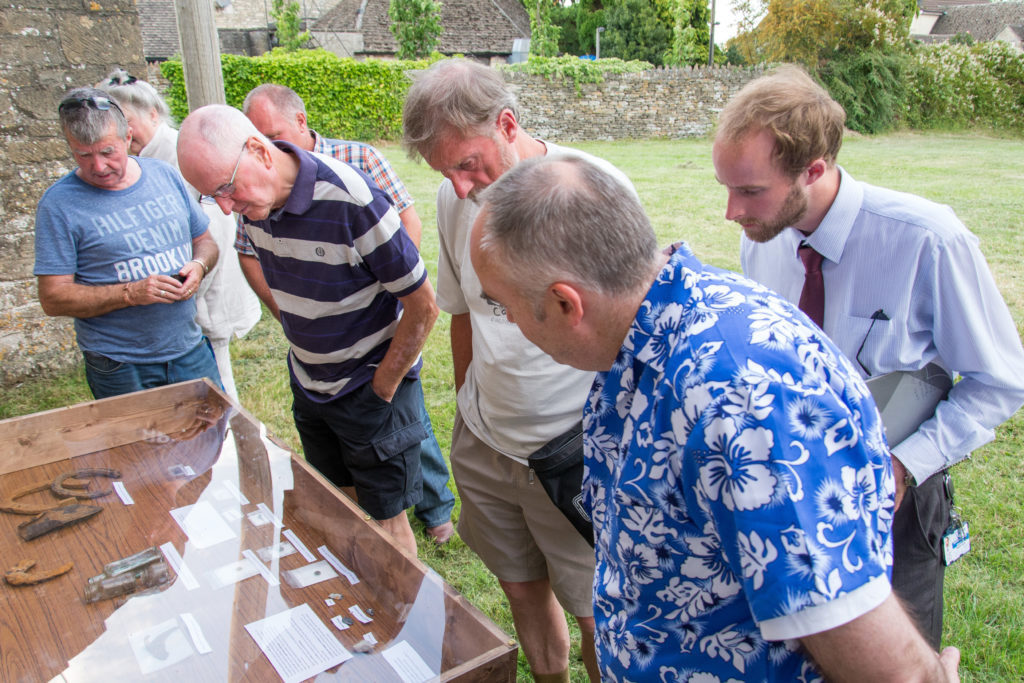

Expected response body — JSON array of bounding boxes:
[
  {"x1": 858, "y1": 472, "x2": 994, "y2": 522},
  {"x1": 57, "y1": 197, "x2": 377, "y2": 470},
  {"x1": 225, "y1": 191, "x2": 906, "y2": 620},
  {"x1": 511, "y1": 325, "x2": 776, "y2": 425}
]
[
  {"x1": 930, "y1": 2, "x2": 1024, "y2": 39},
  {"x1": 313, "y1": 0, "x2": 530, "y2": 56},
  {"x1": 918, "y1": 0, "x2": 991, "y2": 14},
  {"x1": 138, "y1": 0, "x2": 179, "y2": 61}
]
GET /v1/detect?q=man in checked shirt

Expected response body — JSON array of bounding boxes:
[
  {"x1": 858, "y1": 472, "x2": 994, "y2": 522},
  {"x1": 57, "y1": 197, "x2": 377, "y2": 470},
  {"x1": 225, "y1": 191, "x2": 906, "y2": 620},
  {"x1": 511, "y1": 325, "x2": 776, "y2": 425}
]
[{"x1": 236, "y1": 83, "x2": 456, "y2": 547}]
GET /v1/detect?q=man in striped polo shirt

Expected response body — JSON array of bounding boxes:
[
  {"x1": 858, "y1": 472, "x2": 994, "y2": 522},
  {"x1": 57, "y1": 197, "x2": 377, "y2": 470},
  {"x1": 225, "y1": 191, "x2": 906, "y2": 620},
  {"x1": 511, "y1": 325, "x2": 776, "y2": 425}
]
[
  {"x1": 178, "y1": 104, "x2": 439, "y2": 555},
  {"x1": 238, "y1": 83, "x2": 456, "y2": 546}
]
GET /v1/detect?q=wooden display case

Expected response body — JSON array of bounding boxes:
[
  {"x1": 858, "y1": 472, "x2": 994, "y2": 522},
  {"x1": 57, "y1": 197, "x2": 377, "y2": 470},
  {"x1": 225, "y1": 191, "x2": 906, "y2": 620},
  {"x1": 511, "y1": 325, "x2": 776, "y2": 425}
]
[{"x1": 0, "y1": 380, "x2": 517, "y2": 682}]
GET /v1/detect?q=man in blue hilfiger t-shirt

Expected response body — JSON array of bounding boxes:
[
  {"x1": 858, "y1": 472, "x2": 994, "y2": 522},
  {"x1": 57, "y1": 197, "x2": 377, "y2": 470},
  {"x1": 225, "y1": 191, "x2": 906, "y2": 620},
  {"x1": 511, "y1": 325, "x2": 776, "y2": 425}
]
[
  {"x1": 34, "y1": 87, "x2": 221, "y2": 399},
  {"x1": 177, "y1": 104, "x2": 439, "y2": 557}
]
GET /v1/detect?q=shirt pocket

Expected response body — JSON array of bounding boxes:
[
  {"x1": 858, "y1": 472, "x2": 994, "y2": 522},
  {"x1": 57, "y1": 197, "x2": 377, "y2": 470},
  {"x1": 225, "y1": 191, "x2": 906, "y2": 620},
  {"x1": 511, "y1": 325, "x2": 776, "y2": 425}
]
[{"x1": 840, "y1": 310, "x2": 907, "y2": 377}]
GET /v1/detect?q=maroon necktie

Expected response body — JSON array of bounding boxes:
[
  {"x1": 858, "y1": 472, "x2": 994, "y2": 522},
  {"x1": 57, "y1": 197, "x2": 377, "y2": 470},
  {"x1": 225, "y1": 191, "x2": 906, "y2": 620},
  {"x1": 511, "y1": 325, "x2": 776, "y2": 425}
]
[{"x1": 798, "y1": 241, "x2": 825, "y2": 329}]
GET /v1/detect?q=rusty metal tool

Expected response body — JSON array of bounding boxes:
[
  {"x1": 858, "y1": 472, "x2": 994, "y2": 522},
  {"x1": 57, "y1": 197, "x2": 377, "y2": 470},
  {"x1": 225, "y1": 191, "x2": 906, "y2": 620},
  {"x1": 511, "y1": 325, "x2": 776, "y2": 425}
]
[
  {"x1": 1, "y1": 467, "x2": 121, "y2": 515},
  {"x1": 0, "y1": 481, "x2": 78, "y2": 515},
  {"x1": 4, "y1": 559, "x2": 74, "y2": 586},
  {"x1": 17, "y1": 503, "x2": 103, "y2": 541}
]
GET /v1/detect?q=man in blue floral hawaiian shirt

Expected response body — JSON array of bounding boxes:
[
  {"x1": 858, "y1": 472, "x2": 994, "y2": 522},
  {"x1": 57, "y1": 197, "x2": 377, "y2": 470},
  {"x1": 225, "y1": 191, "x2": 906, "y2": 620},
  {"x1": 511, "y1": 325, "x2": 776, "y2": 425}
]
[{"x1": 469, "y1": 155, "x2": 961, "y2": 682}]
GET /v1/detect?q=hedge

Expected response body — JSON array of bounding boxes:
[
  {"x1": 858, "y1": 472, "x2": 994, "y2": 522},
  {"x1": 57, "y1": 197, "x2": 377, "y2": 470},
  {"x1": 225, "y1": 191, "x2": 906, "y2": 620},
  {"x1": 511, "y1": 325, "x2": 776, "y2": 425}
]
[
  {"x1": 903, "y1": 41, "x2": 1024, "y2": 132},
  {"x1": 818, "y1": 42, "x2": 1024, "y2": 135},
  {"x1": 161, "y1": 49, "x2": 437, "y2": 141}
]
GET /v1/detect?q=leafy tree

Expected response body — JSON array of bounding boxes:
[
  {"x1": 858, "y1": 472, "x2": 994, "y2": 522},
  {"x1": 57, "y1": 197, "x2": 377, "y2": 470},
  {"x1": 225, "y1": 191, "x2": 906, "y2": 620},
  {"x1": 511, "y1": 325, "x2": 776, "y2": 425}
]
[
  {"x1": 389, "y1": 0, "x2": 444, "y2": 59},
  {"x1": 665, "y1": 0, "x2": 712, "y2": 66},
  {"x1": 552, "y1": 2, "x2": 582, "y2": 55},
  {"x1": 602, "y1": 0, "x2": 675, "y2": 66},
  {"x1": 574, "y1": 0, "x2": 606, "y2": 55},
  {"x1": 729, "y1": 0, "x2": 916, "y2": 67},
  {"x1": 527, "y1": 0, "x2": 562, "y2": 57},
  {"x1": 270, "y1": 0, "x2": 311, "y2": 51},
  {"x1": 818, "y1": 49, "x2": 910, "y2": 133},
  {"x1": 723, "y1": 42, "x2": 747, "y2": 65},
  {"x1": 727, "y1": 0, "x2": 766, "y2": 63}
]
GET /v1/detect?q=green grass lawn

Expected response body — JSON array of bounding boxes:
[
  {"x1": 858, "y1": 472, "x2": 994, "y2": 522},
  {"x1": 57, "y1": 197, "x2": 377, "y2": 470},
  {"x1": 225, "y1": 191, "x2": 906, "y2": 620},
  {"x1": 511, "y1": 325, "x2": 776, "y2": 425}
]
[{"x1": 5, "y1": 132, "x2": 1023, "y2": 681}]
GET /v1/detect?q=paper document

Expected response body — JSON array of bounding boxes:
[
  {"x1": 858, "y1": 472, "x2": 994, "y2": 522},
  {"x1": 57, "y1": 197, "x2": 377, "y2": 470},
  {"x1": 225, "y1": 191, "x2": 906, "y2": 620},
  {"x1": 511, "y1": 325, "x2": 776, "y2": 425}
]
[
  {"x1": 383, "y1": 640, "x2": 438, "y2": 683},
  {"x1": 169, "y1": 501, "x2": 236, "y2": 549},
  {"x1": 865, "y1": 363, "x2": 952, "y2": 447},
  {"x1": 245, "y1": 603, "x2": 352, "y2": 683}
]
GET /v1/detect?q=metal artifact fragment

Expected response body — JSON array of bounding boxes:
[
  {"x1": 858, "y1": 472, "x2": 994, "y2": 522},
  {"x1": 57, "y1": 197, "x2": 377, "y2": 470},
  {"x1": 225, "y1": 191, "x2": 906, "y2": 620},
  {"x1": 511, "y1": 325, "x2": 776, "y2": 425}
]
[
  {"x1": 17, "y1": 503, "x2": 103, "y2": 541},
  {"x1": 0, "y1": 481, "x2": 78, "y2": 515},
  {"x1": 51, "y1": 468, "x2": 121, "y2": 499},
  {"x1": 84, "y1": 546, "x2": 169, "y2": 604},
  {"x1": 1, "y1": 467, "x2": 122, "y2": 516},
  {"x1": 4, "y1": 559, "x2": 74, "y2": 586}
]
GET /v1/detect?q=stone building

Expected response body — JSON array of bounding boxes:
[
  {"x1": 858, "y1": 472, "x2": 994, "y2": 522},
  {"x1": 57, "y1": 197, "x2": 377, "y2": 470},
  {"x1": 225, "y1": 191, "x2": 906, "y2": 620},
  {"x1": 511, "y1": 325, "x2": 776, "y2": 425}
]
[
  {"x1": 311, "y1": 0, "x2": 529, "y2": 62},
  {"x1": 1, "y1": 0, "x2": 147, "y2": 384},
  {"x1": 912, "y1": 0, "x2": 1024, "y2": 50}
]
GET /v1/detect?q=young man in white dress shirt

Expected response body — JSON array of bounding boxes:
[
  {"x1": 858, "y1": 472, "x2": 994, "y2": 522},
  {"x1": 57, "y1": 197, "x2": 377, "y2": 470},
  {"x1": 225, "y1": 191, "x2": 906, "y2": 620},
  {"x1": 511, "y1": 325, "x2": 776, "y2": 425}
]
[{"x1": 712, "y1": 65, "x2": 1024, "y2": 649}]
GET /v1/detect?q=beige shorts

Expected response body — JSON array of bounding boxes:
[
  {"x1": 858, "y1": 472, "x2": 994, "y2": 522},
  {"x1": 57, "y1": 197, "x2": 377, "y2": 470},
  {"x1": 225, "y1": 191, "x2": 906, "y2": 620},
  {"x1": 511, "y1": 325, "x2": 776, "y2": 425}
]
[{"x1": 450, "y1": 411, "x2": 595, "y2": 617}]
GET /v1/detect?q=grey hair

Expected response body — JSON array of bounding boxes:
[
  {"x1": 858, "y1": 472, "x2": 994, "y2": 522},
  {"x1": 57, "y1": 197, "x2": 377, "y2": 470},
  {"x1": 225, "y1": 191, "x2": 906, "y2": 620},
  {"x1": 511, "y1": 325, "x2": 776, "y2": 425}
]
[
  {"x1": 477, "y1": 156, "x2": 658, "y2": 308},
  {"x1": 59, "y1": 86, "x2": 129, "y2": 144},
  {"x1": 242, "y1": 83, "x2": 307, "y2": 116},
  {"x1": 402, "y1": 59, "x2": 519, "y2": 160},
  {"x1": 95, "y1": 68, "x2": 170, "y2": 122}
]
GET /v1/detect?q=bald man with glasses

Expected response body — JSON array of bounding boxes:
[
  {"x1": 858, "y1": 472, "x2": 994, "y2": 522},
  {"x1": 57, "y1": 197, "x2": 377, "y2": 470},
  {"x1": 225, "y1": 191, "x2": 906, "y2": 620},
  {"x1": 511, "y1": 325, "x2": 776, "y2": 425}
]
[
  {"x1": 34, "y1": 87, "x2": 222, "y2": 399},
  {"x1": 177, "y1": 104, "x2": 440, "y2": 556}
]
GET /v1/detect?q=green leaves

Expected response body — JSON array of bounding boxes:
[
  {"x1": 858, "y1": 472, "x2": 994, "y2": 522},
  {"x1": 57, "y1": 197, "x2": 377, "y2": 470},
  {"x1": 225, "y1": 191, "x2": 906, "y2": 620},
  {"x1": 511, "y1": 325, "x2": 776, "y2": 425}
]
[
  {"x1": 528, "y1": 0, "x2": 562, "y2": 58},
  {"x1": 501, "y1": 55, "x2": 651, "y2": 96},
  {"x1": 162, "y1": 50, "x2": 438, "y2": 140},
  {"x1": 270, "y1": 0, "x2": 311, "y2": 51},
  {"x1": 389, "y1": 0, "x2": 443, "y2": 60}
]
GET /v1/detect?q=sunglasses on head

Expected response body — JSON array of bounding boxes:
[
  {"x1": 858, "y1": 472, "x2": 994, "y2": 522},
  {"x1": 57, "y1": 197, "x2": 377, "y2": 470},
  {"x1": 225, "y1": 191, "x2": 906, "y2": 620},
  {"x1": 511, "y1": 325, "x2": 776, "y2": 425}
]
[
  {"x1": 108, "y1": 74, "x2": 138, "y2": 86},
  {"x1": 58, "y1": 95, "x2": 125, "y2": 116}
]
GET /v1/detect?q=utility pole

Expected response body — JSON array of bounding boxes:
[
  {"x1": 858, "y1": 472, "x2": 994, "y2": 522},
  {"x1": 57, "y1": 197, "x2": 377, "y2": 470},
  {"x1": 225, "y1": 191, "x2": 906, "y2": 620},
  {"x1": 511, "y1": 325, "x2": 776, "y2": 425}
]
[
  {"x1": 708, "y1": 0, "x2": 716, "y2": 66},
  {"x1": 173, "y1": 0, "x2": 226, "y2": 110},
  {"x1": 596, "y1": 26, "x2": 604, "y2": 59}
]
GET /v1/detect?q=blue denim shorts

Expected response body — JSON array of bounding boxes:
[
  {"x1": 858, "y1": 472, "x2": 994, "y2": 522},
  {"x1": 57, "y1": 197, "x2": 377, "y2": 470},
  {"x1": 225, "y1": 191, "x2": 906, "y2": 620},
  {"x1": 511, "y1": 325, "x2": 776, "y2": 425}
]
[
  {"x1": 291, "y1": 376, "x2": 426, "y2": 520},
  {"x1": 83, "y1": 337, "x2": 222, "y2": 400}
]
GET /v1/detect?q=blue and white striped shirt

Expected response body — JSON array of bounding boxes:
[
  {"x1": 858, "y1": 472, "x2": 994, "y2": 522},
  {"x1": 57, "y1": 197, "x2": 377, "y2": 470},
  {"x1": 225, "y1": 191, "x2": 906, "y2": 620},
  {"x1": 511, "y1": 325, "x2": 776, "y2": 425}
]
[{"x1": 238, "y1": 142, "x2": 427, "y2": 400}]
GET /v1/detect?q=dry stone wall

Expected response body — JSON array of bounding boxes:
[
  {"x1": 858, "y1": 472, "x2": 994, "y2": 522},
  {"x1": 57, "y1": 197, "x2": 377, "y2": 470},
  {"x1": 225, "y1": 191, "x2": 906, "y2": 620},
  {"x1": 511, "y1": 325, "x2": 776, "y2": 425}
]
[
  {"x1": 1, "y1": 0, "x2": 146, "y2": 384},
  {"x1": 508, "y1": 65, "x2": 765, "y2": 141}
]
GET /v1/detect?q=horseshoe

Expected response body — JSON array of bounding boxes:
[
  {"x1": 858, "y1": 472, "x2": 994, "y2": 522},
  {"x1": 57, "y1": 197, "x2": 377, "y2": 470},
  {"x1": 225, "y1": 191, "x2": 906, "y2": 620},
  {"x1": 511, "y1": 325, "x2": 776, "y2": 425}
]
[
  {"x1": 51, "y1": 468, "x2": 122, "y2": 499},
  {"x1": 0, "y1": 482, "x2": 78, "y2": 515}
]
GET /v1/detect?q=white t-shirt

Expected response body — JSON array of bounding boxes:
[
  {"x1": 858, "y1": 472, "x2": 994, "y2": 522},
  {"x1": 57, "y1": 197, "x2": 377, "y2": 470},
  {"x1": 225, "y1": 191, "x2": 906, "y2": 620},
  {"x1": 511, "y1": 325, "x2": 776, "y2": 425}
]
[{"x1": 435, "y1": 142, "x2": 638, "y2": 462}]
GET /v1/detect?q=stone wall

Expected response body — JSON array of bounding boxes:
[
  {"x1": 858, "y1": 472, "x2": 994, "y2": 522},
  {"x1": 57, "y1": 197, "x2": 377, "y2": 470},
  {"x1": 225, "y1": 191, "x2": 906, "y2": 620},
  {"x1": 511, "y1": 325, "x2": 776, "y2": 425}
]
[
  {"x1": 1, "y1": 0, "x2": 146, "y2": 384},
  {"x1": 508, "y1": 65, "x2": 765, "y2": 141}
]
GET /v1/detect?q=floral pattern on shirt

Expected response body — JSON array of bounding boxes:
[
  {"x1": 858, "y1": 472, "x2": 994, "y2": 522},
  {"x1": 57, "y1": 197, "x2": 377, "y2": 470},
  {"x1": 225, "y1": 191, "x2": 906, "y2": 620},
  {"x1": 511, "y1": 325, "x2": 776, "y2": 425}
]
[{"x1": 584, "y1": 244, "x2": 893, "y2": 682}]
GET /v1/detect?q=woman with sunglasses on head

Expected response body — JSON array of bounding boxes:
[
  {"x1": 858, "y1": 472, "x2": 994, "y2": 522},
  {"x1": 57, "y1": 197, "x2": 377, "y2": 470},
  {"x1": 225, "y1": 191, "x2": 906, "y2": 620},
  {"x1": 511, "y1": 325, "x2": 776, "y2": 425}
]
[{"x1": 97, "y1": 69, "x2": 261, "y2": 402}]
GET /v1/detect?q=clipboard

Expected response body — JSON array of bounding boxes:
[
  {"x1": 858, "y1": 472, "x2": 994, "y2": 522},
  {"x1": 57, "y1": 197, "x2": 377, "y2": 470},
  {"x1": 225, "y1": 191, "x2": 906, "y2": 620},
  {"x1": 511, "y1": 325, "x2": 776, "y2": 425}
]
[{"x1": 865, "y1": 363, "x2": 952, "y2": 447}]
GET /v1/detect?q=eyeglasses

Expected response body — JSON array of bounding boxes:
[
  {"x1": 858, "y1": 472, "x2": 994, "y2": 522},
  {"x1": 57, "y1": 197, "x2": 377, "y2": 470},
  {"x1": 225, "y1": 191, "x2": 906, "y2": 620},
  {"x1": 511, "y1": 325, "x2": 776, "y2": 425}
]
[
  {"x1": 199, "y1": 141, "x2": 248, "y2": 204},
  {"x1": 108, "y1": 74, "x2": 138, "y2": 86},
  {"x1": 58, "y1": 95, "x2": 125, "y2": 117}
]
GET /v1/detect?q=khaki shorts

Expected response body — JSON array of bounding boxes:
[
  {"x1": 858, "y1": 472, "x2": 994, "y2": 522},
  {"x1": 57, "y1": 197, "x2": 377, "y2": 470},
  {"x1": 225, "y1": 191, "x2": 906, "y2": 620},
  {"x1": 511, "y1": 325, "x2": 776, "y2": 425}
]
[{"x1": 450, "y1": 411, "x2": 595, "y2": 617}]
